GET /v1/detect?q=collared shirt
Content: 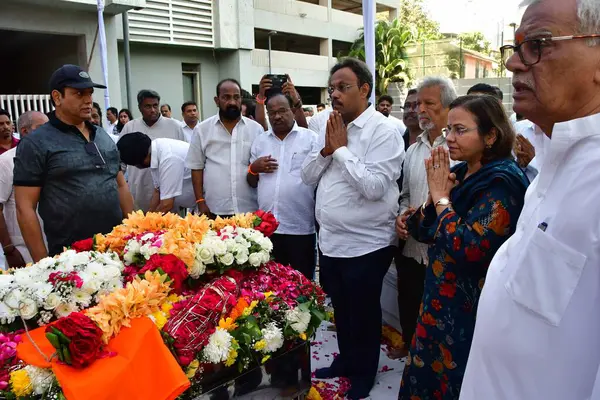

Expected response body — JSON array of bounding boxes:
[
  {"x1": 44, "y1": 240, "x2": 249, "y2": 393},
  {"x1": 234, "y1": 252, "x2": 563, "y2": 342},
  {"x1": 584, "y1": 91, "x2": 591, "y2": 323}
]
[
  {"x1": 460, "y1": 113, "x2": 600, "y2": 400},
  {"x1": 388, "y1": 115, "x2": 407, "y2": 134},
  {"x1": 185, "y1": 115, "x2": 262, "y2": 215},
  {"x1": 302, "y1": 105, "x2": 404, "y2": 258},
  {"x1": 307, "y1": 108, "x2": 333, "y2": 135},
  {"x1": 250, "y1": 124, "x2": 318, "y2": 235},
  {"x1": 180, "y1": 121, "x2": 197, "y2": 143},
  {"x1": 120, "y1": 116, "x2": 187, "y2": 211},
  {"x1": 0, "y1": 137, "x2": 19, "y2": 156},
  {"x1": 399, "y1": 131, "x2": 452, "y2": 264},
  {"x1": 0, "y1": 147, "x2": 47, "y2": 264},
  {"x1": 150, "y1": 139, "x2": 195, "y2": 210},
  {"x1": 14, "y1": 112, "x2": 122, "y2": 256},
  {"x1": 514, "y1": 119, "x2": 551, "y2": 182}
]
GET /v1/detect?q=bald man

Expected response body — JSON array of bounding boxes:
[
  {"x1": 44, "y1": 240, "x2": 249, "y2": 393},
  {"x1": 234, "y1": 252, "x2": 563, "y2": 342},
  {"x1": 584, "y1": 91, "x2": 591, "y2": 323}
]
[{"x1": 0, "y1": 111, "x2": 48, "y2": 267}]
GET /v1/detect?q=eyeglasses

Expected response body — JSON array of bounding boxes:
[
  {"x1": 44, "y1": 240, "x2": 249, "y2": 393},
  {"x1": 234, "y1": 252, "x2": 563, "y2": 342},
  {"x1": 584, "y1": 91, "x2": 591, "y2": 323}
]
[
  {"x1": 327, "y1": 84, "x2": 358, "y2": 95},
  {"x1": 500, "y1": 34, "x2": 600, "y2": 67},
  {"x1": 267, "y1": 108, "x2": 291, "y2": 118},
  {"x1": 84, "y1": 142, "x2": 106, "y2": 168},
  {"x1": 442, "y1": 126, "x2": 478, "y2": 138}
]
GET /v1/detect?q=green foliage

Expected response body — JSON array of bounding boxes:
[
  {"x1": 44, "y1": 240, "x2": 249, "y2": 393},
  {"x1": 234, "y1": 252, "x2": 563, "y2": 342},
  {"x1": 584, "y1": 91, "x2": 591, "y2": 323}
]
[
  {"x1": 456, "y1": 32, "x2": 492, "y2": 55},
  {"x1": 345, "y1": 0, "x2": 441, "y2": 95}
]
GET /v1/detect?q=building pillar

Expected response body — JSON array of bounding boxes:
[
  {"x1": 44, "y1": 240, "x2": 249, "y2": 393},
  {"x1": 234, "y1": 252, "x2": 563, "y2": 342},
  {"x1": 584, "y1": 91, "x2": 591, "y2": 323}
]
[{"x1": 388, "y1": 8, "x2": 399, "y2": 21}]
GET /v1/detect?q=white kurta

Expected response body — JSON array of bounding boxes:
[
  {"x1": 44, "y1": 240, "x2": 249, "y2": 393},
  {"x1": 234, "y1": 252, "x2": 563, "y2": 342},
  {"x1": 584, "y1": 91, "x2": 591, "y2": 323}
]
[{"x1": 460, "y1": 113, "x2": 600, "y2": 400}]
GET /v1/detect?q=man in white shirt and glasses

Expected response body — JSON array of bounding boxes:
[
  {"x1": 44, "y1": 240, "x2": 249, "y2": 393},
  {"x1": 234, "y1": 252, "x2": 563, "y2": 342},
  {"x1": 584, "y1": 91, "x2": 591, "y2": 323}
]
[
  {"x1": 186, "y1": 79, "x2": 262, "y2": 218},
  {"x1": 247, "y1": 93, "x2": 318, "y2": 279},
  {"x1": 302, "y1": 58, "x2": 404, "y2": 400},
  {"x1": 395, "y1": 76, "x2": 457, "y2": 357},
  {"x1": 460, "y1": 1, "x2": 600, "y2": 399}
]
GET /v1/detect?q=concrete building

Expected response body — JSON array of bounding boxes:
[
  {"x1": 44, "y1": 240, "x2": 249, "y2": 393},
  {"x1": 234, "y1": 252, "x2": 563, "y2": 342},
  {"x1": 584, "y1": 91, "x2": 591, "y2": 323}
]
[{"x1": 1, "y1": 0, "x2": 398, "y2": 122}]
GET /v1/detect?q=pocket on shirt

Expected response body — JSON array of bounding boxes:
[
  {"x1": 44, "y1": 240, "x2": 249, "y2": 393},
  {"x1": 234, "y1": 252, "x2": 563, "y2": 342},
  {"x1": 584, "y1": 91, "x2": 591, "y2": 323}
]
[
  {"x1": 289, "y1": 152, "x2": 307, "y2": 176},
  {"x1": 505, "y1": 229, "x2": 587, "y2": 326}
]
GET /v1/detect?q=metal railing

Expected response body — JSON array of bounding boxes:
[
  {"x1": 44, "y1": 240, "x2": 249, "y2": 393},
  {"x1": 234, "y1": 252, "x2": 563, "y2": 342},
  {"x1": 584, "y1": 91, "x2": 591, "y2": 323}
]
[{"x1": 0, "y1": 95, "x2": 54, "y2": 120}]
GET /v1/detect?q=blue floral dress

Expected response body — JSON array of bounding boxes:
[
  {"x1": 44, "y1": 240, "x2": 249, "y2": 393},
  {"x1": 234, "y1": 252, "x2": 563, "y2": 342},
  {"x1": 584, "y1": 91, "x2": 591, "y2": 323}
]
[{"x1": 398, "y1": 159, "x2": 529, "y2": 400}]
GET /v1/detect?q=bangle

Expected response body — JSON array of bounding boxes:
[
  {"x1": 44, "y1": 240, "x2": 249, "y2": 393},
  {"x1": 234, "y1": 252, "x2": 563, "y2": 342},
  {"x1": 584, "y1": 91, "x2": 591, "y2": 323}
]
[
  {"x1": 248, "y1": 165, "x2": 258, "y2": 176},
  {"x1": 195, "y1": 198, "x2": 205, "y2": 204},
  {"x1": 256, "y1": 94, "x2": 266, "y2": 105},
  {"x1": 293, "y1": 101, "x2": 302, "y2": 110}
]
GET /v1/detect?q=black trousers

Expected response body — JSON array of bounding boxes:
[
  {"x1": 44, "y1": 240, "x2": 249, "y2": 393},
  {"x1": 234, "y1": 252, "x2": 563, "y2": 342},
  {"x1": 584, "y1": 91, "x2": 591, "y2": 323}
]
[
  {"x1": 270, "y1": 233, "x2": 316, "y2": 280},
  {"x1": 395, "y1": 251, "x2": 426, "y2": 345},
  {"x1": 320, "y1": 246, "x2": 395, "y2": 389}
]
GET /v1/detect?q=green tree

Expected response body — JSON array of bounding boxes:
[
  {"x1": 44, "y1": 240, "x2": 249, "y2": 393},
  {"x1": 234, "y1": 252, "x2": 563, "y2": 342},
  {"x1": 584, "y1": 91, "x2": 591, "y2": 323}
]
[
  {"x1": 398, "y1": 0, "x2": 443, "y2": 40},
  {"x1": 347, "y1": 19, "x2": 415, "y2": 95}
]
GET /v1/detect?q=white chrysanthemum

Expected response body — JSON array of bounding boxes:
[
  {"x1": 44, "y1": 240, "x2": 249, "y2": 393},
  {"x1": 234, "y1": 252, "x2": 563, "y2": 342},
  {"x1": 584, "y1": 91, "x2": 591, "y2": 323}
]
[
  {"x1": 85, "y1": 262, "x2": 106, "y2": 281},
  {"x1": 79, "y1": 272, "x2": 100, "y2": 294},
  {"x1": 0, "y1": 301, "x2": 17, "y2": 324},
  {"x1": 103, "y1": 265, "x2": 122, "y2": 280},
  {"x1": 202, "y1": 327, "x2": 233, "y2": 364},
  {"x1": 104, "y1": 279, "x2": 123, "y2": 292},
  {"x1": 36, "y1": 257, "x2": 57, "y2": 270},
  {"x1": 72, "y1": 289, "x2": 92, "y2": 308},
  {"x1": 60, "y1": 251, "x2": 91, "y2": 270},
  {"x1": 31, "y1": 282, "x2": 53, "y2": 305},
  {"x1": 285, "y1": 308, "x2": 311, "y2": 334},
  {"x1": 13, "y1": 268, "x2": 33, "y2": 287},
  {"x1": 261, "y1": 322, "x2": 284, "y2": 353},
  {"x1": 0, "y1": 275, "x2": 14, "y2": 296},
  {"x1": 24, "y1": 365, "x2": 54, "y2": 395},
  {"x1": 54, "y1": 302, "x2": 77, "y2": 318}
]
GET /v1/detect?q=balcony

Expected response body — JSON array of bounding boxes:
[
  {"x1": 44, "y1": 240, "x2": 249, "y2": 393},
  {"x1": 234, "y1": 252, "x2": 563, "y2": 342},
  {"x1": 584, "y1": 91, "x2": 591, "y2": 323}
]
[
  {"x1": 5, "y1": 0, "x2": 146, "y2": 15},
  {"x1": 250, "y1": 49, "x2": 333, "y2": 87},
  {"x1": 253, "y1": 0, "x2": 364, "y2": 43},
  {"x1": 127, "y1": 0, "x2": 214, "y2": 47}
]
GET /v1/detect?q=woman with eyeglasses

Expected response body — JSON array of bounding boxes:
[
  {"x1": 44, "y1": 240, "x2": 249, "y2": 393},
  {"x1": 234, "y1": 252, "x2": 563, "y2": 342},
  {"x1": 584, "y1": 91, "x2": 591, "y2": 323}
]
[{"x1": 398, "y1": 95, "x2": 529, "y2": 400}]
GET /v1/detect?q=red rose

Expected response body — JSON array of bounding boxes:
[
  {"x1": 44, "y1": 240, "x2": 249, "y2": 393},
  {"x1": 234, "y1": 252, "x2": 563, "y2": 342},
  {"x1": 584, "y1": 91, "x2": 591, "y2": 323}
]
[
  {"x1": 46, "y1": 312, "x2": 103, "y2": 368},
  {"x1": 139, "y1": 254, "x2": 189, "y2": 294},
  {"x1": 71, "y1": 238, "x2": 94, "y2": 252},
  {"x1": 253, "y1": 210, "x2": 279, "y2": 237}
]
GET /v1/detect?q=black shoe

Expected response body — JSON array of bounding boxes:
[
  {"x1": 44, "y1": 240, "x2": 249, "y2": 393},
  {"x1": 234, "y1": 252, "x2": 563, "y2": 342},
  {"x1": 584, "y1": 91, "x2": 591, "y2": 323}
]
[{"x1": 314, "y1": 358, "x2": 347, "y2": 379}]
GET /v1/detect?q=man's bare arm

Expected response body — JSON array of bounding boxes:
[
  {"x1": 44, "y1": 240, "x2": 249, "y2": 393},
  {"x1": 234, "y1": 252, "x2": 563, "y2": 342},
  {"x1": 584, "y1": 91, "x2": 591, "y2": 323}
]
[
  {"x1": 15, "y1": 186, "x2": 47, "y2": 262},
  {"x1": 117, "y1": 171, "x2": 134, "y2": 217}
]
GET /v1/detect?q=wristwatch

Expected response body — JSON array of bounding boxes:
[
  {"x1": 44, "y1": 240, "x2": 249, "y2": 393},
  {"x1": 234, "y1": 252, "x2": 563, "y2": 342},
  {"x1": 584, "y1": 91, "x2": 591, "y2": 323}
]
[{"x1": 434, "y1": 197, "x2": 451, "y2": 207}]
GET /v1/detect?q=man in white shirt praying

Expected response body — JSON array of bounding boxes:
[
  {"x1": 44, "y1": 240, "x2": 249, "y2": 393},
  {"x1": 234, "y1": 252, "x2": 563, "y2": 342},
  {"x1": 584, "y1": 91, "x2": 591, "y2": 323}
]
[
  {"x1": 460, "y1": 1, "x2": 600, "y2": 399},
  {"x1": 186, "y1": 79, "x2": 262, "y2": 218},
  {"x1": 0, "y1": 110, "x2": 48, "y2": 267},
  {"x1": 302, "y1": 58, "x2": 404, "y2": 400},
  {"x1": 180, "y1": 101, "x2": 198, "y2": 143},
  {"x1": 247, "y1": 93, "x2": 318, "y2": 279},
  {"x1": 117, "y1": 132, "x2": 195, "y2": 214},
  {"x1": 395, "y1": 76, "x2": 457, "y2": 356},
  {"x1": 120, "y1": 90, "x2": 187, "y2": 211}
]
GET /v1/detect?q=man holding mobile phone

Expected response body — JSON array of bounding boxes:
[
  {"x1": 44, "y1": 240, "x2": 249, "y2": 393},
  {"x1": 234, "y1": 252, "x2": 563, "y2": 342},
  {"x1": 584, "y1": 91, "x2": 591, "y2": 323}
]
[{"x1": 255, "y1": 74, "x2": 309, "y2": 130}]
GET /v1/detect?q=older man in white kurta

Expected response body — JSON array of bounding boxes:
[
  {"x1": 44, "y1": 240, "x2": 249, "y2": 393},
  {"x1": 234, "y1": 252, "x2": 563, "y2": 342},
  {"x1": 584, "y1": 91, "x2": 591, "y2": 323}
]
[{"x1": 460, "y1": 1, "x2": 600, "y2": 399}]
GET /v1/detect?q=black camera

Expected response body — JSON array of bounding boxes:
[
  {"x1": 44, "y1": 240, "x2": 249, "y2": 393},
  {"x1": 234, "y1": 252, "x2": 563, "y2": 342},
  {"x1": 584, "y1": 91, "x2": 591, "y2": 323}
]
[{"x1": 265, "y1": 74, "x2": 288, "y2": 98}]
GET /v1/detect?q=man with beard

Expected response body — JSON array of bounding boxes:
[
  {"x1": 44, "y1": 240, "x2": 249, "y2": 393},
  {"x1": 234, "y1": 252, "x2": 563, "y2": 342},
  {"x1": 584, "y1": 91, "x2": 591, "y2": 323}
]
[
  {"x1": 0, "y1": 110, "x2": 19, "y2": 155},
  {"x1": 186, "y1": 79, "x2": 262, "y2": 218},
  {"x1": 395, "y1": 77, "x2": 457, "y2": 357},
  {"x1": 302, "y1": 58, "x2": 404, "y2": 399},
  {"x1": 120, "y1": 89, "x2": 187, "y2": 211},
  {"x1": 460, "y1": 0, "x2": 600, "y2": 398},
  {"x1": 247, "y1": 93, "x2": 318, "y2": 279},
  {"x1": 377, "y1": 94, "x2": 406, "y2": 134}
]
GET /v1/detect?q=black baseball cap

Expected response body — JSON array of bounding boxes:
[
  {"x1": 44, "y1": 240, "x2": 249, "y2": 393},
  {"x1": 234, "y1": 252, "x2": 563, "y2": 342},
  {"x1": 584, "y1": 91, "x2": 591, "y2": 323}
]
[{"x1": 49, "y1": 64, "x2": 107, "y2": 91}]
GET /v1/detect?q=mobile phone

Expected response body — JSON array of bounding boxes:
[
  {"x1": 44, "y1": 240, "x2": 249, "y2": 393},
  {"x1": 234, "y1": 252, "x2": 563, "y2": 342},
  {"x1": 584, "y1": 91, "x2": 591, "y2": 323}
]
[{"x1": 265, "y1": 74, "x2": 288, "y2": 98}]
